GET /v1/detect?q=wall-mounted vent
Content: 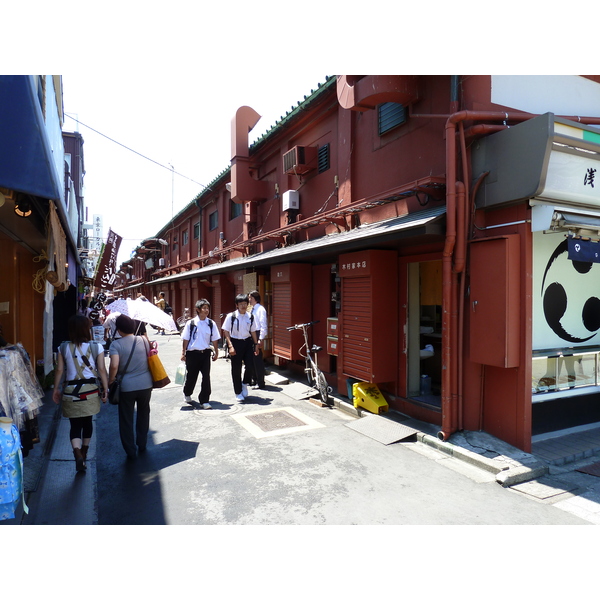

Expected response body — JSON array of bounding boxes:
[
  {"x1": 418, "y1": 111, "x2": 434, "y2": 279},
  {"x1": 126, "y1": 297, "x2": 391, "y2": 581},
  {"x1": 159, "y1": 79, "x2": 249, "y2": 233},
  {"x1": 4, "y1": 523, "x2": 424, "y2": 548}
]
[
  {"x1": 318, "y1": 143, "x2": 330, "y2": 173},
  {"x1": 378, "y1": 102, "x2": 406, "y2": 136},
  {"x1": 283, "y1": 146, "x2": 318, "y2": 175}
]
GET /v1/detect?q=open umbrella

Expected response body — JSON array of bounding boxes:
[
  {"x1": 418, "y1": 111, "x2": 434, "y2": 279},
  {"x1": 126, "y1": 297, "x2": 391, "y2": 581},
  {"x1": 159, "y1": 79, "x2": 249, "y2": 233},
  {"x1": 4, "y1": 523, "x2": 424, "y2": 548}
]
[{"x1": 106, "y1": 298, "x2": 178, "y2": 331}]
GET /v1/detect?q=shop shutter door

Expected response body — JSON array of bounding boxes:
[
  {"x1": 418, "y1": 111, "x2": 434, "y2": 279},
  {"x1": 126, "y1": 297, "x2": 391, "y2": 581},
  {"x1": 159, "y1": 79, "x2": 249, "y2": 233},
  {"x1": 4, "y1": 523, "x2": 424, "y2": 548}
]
[
  {"x1": 342, "y1": 276, "x2": 372, "y2": 380},
  {"x1": 273, "y1": 282, "x2": 292, "y2": 359}
]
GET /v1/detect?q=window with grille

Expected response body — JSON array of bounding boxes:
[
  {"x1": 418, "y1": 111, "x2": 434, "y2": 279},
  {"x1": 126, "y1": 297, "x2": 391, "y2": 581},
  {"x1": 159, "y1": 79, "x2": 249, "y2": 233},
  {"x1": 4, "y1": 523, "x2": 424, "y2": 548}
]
[
  {"x1": 378, "y1": 102, "x2": 406, "y2": 135},
  {"x1": 182, "y1": 230, "x2": 188, "y2": 245},
  {"x1": 318, "y1": 144, "x2": 330, "y2": 173},
  {"x1": 209, "y1": 211, "x2": 218, "y2": 231},
  {"x1": 193, "y1": 222, "x2": 200, "y2": 239}
]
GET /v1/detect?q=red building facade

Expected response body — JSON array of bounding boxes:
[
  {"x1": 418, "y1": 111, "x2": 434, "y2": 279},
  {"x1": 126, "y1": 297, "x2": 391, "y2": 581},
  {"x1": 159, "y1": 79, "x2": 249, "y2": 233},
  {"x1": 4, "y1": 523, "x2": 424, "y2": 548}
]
[{"x1": 115, "y1": 75, "x2": 600, "y2": 452}]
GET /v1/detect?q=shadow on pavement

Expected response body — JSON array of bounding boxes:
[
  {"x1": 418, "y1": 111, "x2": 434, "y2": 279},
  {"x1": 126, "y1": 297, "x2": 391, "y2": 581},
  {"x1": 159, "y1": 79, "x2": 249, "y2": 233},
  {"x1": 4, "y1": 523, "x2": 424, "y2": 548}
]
[{"x1": 96, "y1": 402, "x2": 199, "y2": 525}]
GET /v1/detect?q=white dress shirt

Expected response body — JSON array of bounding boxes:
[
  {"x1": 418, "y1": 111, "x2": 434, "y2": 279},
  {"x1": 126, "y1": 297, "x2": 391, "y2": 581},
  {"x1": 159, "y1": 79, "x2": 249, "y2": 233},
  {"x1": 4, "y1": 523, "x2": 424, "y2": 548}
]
[
  {"x1": 250, "y1": 303, "x2": 268, "y2": 341},
  {"x1": 222, "y1": 310, "x2": 258, "y2": 340},
  {"x1": 182, "y1": 316, "x2": 220, "y2": 351}
]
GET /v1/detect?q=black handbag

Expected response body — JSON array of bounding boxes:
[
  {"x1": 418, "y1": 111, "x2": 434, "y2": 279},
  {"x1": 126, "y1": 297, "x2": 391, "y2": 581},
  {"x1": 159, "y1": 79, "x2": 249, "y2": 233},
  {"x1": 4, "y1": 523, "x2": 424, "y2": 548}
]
[
  {"x1": 108, "y1": 338, "x2": 138, "y2": 405},
  {"x1": 108, "y1": 379, "x2": 121, "y2": 405}
]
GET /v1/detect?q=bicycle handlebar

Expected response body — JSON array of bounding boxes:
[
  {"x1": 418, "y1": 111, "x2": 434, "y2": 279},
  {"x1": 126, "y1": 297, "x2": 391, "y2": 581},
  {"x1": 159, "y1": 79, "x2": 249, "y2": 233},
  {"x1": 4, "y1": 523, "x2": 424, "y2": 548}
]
[{"x1": 286, "y1": 320, "x2": 320, "y2": 331}]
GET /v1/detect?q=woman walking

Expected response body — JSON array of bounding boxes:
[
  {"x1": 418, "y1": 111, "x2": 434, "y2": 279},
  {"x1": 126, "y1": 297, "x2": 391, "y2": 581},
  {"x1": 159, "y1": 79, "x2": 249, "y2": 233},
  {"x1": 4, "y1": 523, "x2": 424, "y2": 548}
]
[
  {"x1": 52, "y1": 314, "x2": 108, "y2": 473},
  {"x1": 108, "y1": 315, "x2": 153, "y2": 459}
]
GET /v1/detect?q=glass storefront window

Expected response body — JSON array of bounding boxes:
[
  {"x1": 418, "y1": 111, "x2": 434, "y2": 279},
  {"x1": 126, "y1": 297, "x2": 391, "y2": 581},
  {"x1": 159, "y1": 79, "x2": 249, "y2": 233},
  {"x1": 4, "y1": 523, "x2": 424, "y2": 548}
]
[{"x1": 532, "y1": 351, "x2": 598, "y2": 395}]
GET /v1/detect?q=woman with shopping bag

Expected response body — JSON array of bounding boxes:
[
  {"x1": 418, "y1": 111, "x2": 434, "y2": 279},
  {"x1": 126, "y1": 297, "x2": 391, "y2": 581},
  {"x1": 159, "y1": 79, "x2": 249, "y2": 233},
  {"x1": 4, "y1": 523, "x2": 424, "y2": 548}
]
[{"x1": 108, "y1": 315, "x2": 153, "y2": 460}]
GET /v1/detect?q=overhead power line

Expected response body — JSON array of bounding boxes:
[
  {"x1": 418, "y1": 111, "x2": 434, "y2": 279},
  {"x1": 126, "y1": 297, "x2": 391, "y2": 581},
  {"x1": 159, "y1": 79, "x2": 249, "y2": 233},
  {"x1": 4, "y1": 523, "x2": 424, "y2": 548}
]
[{"x1": 64, "y1": 113, "x2": 211, "y2": 190}]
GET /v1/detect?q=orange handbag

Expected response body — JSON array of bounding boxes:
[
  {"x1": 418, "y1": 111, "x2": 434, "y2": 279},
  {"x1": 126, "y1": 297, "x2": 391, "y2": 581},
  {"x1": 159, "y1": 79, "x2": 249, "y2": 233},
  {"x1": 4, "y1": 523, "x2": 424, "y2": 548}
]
[{"x1": 146, "y1": 341, "x2": 170, "y2": 388}]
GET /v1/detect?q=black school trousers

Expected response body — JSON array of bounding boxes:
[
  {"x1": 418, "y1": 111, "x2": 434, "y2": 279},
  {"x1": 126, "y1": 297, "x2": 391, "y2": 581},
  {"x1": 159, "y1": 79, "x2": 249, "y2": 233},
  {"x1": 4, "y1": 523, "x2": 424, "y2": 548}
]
[
  {"x1": 184, "y1": 349, "x2": 213, "y2": 403},
  {"x1": 230, "y1": 337, "x2": 254, "y2": 394}
]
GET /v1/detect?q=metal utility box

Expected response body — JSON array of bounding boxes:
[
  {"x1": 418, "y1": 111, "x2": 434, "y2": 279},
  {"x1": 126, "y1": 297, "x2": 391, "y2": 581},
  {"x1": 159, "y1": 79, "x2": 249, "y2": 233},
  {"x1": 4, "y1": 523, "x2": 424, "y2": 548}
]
[
  {"x1": 327, "y1": 336, "x2": 339, "y2": 356},
  {"x1": 326, "y1": 317, "x2": 339, "y2": 336},
  {"x1": 469, "y1": 235, "x2": 521, "y2": 368},
  {"x1": 271, "y1": 263, "x2": 312, "y2": 360},
  {"x1": 282, "y1": 190, "x2": 300, "y2": 211},
  {"x1": 339, "y1": 249, "x2": 398, "y2": 382}
]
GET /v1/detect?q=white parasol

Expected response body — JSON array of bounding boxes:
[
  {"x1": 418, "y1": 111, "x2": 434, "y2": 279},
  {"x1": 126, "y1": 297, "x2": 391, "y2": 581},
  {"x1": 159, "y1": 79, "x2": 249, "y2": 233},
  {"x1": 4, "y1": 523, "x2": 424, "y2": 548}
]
[{"x1": 106, "y1": 298, "x2": 177, "y2": 331}]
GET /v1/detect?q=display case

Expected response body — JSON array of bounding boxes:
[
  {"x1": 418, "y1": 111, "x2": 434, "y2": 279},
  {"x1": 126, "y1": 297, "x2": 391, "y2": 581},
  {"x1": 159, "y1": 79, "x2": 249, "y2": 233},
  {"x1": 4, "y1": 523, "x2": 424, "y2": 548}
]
[{"x1": 532, "y1": 347, "x2": 600, "y2": 399}]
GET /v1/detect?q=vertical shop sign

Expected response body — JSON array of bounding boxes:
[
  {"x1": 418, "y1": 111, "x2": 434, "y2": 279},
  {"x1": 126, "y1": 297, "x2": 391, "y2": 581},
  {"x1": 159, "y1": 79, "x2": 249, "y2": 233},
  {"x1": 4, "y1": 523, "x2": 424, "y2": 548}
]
[{"x1": 94, "y1": 228, "x2": 122, "y2": 290}]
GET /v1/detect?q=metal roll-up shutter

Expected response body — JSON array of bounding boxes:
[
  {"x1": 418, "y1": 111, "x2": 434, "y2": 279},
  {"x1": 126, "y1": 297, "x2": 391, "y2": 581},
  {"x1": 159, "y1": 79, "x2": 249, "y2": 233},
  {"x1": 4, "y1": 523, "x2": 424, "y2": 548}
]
[
  {"x1": 273, "y1": 282, "x2": 292, "y2": 359},
  {"x1": 342, "y1": 276, "x2": 372, "y2": 380}
]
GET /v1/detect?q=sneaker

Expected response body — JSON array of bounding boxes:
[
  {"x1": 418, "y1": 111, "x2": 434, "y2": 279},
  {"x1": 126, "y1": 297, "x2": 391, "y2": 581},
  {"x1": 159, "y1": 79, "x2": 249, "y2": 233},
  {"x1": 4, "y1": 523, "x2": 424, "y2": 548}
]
[
  {"x1": 235, "y1": 393, "x2": 245, "y2": 403},
  {"x1": 252, "y1": 384, "x2": 266, "y2": 390},
  {"x1": 202, "y1": 402, "x2": 212, "y2": 410},
  {"x1": 241, "y1": 384, "x2": 249, "y2": 398},
  {"x1": 184, "y1": 396, "x2": 194, "y2": 405}
]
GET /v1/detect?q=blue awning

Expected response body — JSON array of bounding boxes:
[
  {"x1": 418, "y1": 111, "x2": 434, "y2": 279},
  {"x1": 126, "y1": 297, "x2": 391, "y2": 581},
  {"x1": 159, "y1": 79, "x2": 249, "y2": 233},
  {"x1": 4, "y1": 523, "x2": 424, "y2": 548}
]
[{"x1": 0, "y1": 75, "x2": 62, "y2": 200}]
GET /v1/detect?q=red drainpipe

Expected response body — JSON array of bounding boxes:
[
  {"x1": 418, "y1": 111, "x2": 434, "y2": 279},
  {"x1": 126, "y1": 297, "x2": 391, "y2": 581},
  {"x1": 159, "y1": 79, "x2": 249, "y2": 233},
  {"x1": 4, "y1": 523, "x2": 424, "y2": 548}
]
[
  {"x1": 439, "y1": 110, "x2": 529, "y2": 441},
  {"x1": 439, "y1": 110, "x2": 600, "y2": 441}
]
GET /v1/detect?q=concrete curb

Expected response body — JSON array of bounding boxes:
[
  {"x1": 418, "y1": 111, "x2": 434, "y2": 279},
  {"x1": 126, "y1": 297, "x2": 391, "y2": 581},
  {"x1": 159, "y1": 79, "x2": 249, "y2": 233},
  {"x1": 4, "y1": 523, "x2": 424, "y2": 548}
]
[
  {"x1": 418, "y1": 432, "x2": 549, "y2": 487},
  {"x1": 331, "y1": 395, "x2": 549, "y2": 488}
]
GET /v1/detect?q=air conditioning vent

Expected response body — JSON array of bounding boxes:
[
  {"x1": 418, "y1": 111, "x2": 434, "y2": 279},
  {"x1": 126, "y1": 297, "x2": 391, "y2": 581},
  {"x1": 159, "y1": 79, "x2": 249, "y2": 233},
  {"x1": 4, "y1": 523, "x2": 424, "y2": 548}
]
[{"x1": 283, "y1": 145, "x2": 318, "y2": 175}]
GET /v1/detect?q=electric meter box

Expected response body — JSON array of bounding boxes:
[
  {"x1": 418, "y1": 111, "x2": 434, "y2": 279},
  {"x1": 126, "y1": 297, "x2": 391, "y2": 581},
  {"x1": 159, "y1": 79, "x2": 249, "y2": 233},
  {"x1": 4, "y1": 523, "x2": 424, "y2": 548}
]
[{"x1": 282, "y1": 190, "x2": 299, "y2": 211}]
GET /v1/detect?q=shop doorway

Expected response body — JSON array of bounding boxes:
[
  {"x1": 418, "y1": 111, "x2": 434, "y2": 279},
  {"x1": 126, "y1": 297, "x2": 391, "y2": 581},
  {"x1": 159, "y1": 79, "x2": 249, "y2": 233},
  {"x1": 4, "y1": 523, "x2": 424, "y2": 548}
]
[{"x1": 407, "y1": 260, "x2": 442, "y2": 407}]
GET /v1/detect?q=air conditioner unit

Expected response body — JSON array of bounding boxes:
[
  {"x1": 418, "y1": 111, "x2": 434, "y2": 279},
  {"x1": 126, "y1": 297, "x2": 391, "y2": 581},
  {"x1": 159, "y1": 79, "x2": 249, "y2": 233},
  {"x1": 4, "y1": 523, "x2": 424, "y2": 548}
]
[
  {"x1": 282, "y1": 190, "x2": 300, "y2": 211},
  {"x1": 283, "y1": 145, "x2": 318, "y2": 175}
]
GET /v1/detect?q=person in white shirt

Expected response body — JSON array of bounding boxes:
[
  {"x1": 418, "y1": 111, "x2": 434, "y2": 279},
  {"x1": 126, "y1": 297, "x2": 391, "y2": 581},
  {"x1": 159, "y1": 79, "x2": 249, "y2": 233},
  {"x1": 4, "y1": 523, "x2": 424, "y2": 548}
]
[
  {"x1": 181, "y1": 299, "x2": 220, "y2": 409},
  {"x1": 247, "y1": 290, "x2": 267, "y2": 390},
  {"x1": 222, "y1": 294, "x2": 259, "y2": 402}
]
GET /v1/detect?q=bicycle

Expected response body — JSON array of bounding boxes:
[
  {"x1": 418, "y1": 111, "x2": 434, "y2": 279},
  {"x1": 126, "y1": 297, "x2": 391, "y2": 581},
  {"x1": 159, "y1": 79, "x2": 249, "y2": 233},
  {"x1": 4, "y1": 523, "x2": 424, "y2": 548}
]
[
  {"x1": 286, "y1": 320, "x2": 332, "y2": 405},
  {"x1": 177, "y1": 307, "x2": 191, "y2": 334}
]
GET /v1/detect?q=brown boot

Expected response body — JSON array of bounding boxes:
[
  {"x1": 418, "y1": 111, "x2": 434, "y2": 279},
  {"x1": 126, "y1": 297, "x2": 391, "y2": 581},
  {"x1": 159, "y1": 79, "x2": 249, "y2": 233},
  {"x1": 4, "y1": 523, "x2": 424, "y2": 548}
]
[
  {"x1": 73, "y1": 448, "x2": 85, "y2": 473},
  {"x1": 81, "y1": 445, "x2": 89, "y2": 469}
]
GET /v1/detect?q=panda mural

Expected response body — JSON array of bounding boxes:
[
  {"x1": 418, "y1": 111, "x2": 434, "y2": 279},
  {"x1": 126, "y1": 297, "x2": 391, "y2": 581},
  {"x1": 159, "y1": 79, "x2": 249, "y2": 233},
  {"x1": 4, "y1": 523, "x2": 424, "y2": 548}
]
[{"x1": 533, "y1": 231, "x2": 600, "y2": 392}]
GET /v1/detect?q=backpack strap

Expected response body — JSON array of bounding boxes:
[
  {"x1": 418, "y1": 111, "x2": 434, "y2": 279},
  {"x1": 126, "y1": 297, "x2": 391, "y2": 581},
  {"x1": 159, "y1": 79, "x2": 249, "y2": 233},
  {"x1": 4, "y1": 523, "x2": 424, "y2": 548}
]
[
  {"x1": 231, "y1": 311, "x2": 252, "y2": 332},
  {"x1": 190, "y1": 318, "x2": 214, "y2": 339},
  {"x1": 70, "y1": 343, "x2": 92, "y2": 380}
]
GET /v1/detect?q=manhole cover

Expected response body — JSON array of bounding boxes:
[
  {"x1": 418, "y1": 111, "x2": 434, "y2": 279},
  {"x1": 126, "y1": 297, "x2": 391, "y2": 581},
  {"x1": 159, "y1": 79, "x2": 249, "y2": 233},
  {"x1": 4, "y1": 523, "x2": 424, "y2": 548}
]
[
  {"x1": 246, "y1": 410, "x2": 307, "y2": 432},
  {"x1": 232, "y1": 407, "x2": 326, "y2": 439}
]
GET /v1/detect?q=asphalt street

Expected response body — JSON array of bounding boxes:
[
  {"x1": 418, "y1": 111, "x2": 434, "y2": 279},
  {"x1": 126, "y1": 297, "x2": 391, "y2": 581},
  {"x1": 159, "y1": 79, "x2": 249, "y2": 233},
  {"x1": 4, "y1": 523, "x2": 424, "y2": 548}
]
[{"x1": 83, "y1": 329, "x2": 590, "y2": 526}]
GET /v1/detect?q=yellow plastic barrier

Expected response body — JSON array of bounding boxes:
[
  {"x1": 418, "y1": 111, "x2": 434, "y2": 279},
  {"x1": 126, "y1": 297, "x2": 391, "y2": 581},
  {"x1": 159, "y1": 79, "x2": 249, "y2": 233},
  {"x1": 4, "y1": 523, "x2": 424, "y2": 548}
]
[{"x1": 352, "y1": 382, "x2": 389, "y2": 414}]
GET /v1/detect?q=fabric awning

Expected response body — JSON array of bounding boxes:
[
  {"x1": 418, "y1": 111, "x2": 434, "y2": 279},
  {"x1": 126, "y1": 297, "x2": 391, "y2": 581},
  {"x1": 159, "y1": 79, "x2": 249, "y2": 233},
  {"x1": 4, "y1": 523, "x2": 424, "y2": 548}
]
[{"x1": 0, "y1": 75, "x2": 62, "y2": 200}]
